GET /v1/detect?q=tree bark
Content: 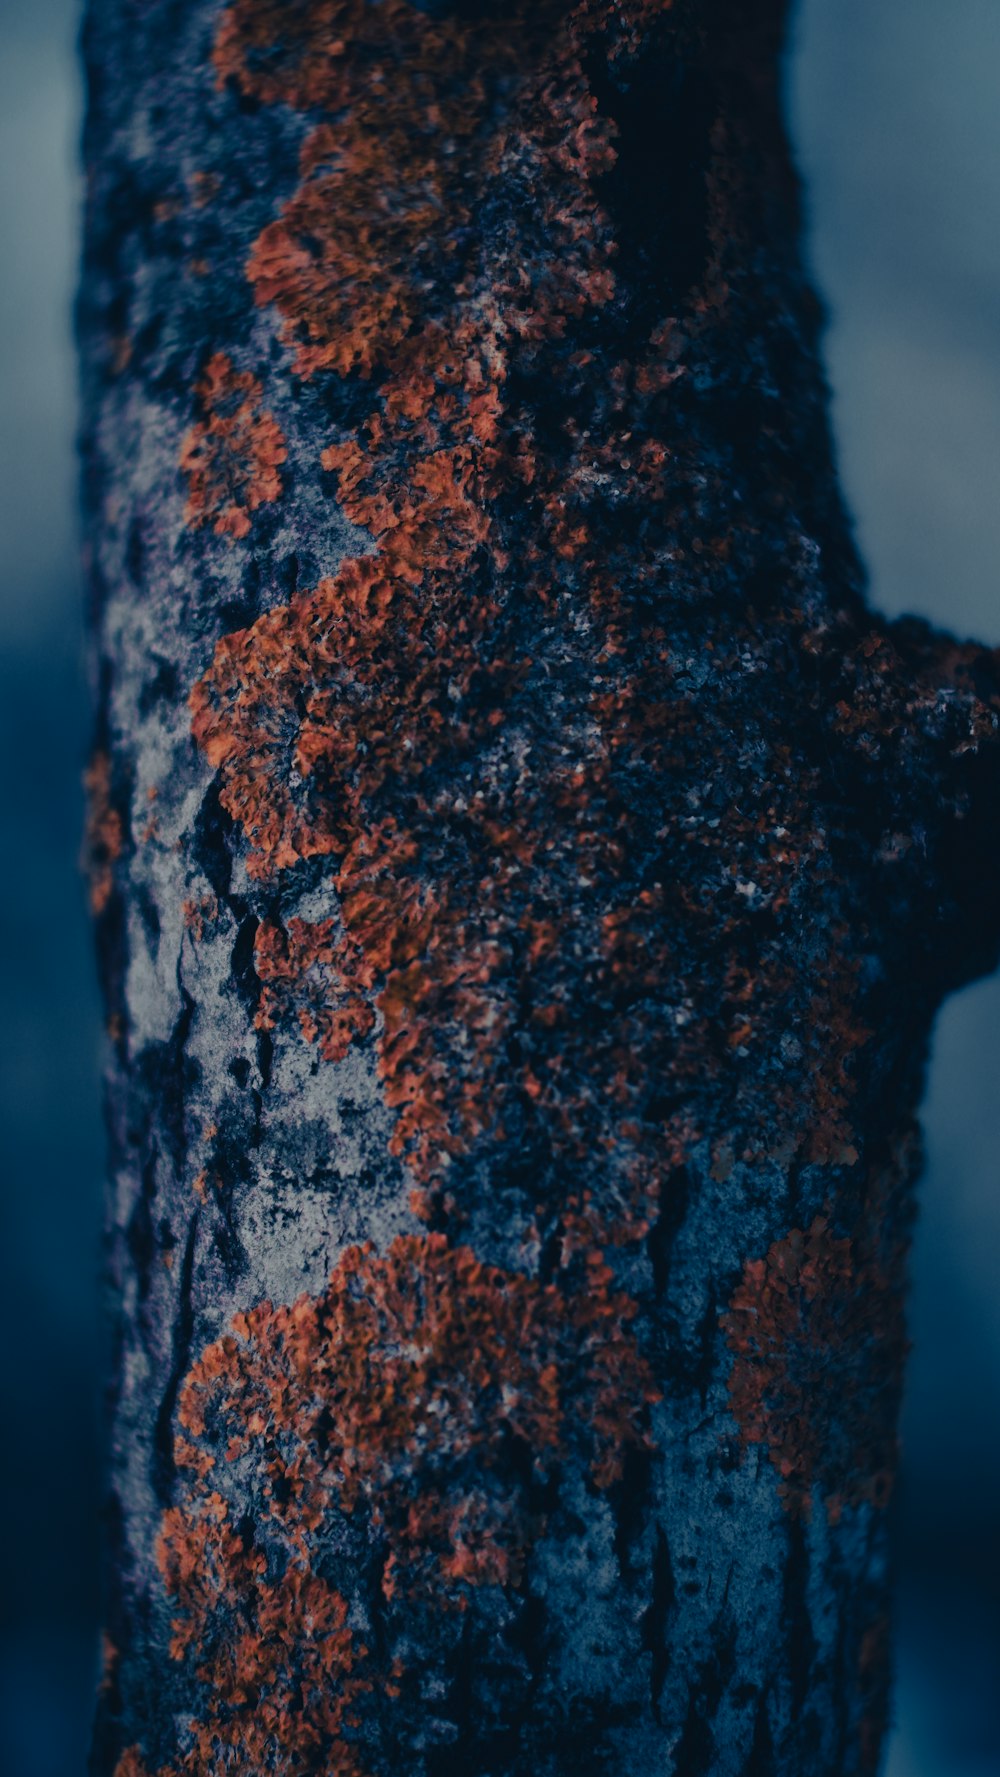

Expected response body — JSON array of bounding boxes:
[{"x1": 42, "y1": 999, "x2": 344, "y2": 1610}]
[{"x1": 79, "y1": 2, "x2": 1000, "y2": 1773}]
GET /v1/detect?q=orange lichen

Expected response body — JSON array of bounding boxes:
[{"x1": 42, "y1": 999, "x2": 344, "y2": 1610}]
[
  {"x1": 175, "y1": 1232, "x2": 657, "y2": 1577},
  {"x1": 213, "y1": 0, "x2": 676, "y2": 116},
  {"x1": 191, "y1": 0, "x2": 868, "y2": 1199},
  {"x1": 191, "y1": 0, "x2": 801, "y2": 1228},
  {"x1": 121, "y1": 1232, "x2": 655, "y2": 1773},
  {"x1": 82, "y1": 750, "x2": 123, "y2": 915},
  {"x1": 801, "y1": 955, "x2": 871, "y2": 1165},
  {"x1": 192, "y1": 1, "x2": 623, "y2": 874},
  {"x1": 254, "y1": 916, "x2": 375, "y2": 1062},
  {"x1": 213, "y1": 0, "x2": 362, "y2": 111},
  {"x1": 110, "y1": 334, "x2": 132, "y2": 376},
  {"x1": 833, "y1": 626, "x2": 1000, "y2": 760},
  {"x1": 760, "y1": 940, "x2": 872, "y2": 1166},
  {"x1": 188, "y1": 170, "x2": 221, "y2": 208},
  {"x1": 722, "y1": 1207, "x2": 907, "y2": 1520},
  {"x1": 180, "y1": 352, "x2": 286, "y2": 540},
  {"x1": 117, "y1": 1492, "x2": 368, "y2": 1777},
  {"x1": 98, "y1": 1633, "x2": 118, "y2": 1698},
  {"x1": 182, "y1": 894, "x2": 218, "y2": 941},
  {"x1": 113, "y1": 1751, "x2": 151, "y2": 1777}
]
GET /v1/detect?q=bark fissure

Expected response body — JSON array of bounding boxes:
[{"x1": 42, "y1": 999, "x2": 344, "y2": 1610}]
[{"x1": 151, "y1": 1213, "x2": 199, "y2": 1505}]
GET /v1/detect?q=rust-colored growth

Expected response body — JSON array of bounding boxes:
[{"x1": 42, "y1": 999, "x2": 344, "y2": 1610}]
[
  {"x1": 158, "y1": 1499, "x2": 368, "y2": 1776},
  {"x1": 212, "y1": 0, "x2": 364, "y2": 110},
  {"x1": 190, "y1": 0, "x2": 878, "y2": 1229},
  {"x1": 113, "y1": 1751, "x2": 151, "y2": 1777},
  {"x1": 722, "y1": 1212, "x2": 906, "y2": 1520},
  {"x1": 188, "y1": 169, "x2": 221, "y2": 208},
  {"x1": 802, "y1": 953, "x2": 871, "y2": 1165},
  {"x1": 833, "y1": 626, "x2": 1000, "y2": 762},
  {"x1": 98, "y1": 1633, "x2": 118, "y2": 1697},
  {"x1": 120, "y1": 1232, "x2": 656, "y2": 1773},
  {"x1": 182, "y1": 893, "x2": 218, "y2": 941},
  {"x1": 232, "y1": 1, "x2": 623, "y2": 378},
  {"x1": 82, "y1": 750, "x2": 123, "y2": 915},
  {"x1": 766, "y1": 940, "x2": 872, "y2": 1166},
  {"x1": 191, "y1": 0, "x2": 697, "y2": 1205},
  {"x1": 179, "y1": 351, "x2": 286, "y2": 540},
  {"x1": 175, "y1": 1232, "x2": 657, "y2": 1586},
  {"x1": 254, "y1": 915, "x2": 375, "y2": 1062},
  {"x1": 116, "y1": 1491, "x2": 368, "y2": 1776}
]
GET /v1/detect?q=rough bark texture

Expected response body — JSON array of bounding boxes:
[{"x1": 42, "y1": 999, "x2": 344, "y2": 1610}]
[{"x1": 79, "y1": 2, "x2": 1000, "y2": 1773}]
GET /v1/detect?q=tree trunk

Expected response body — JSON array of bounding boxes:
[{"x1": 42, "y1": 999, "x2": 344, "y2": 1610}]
[{"x1": 79, "y1": 2, "x2": 1000, "y2": 1772}]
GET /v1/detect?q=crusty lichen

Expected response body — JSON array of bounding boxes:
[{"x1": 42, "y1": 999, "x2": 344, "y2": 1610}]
[
  {"x1": 180, "y1": 351, "x2": 286, "y2": 539},
  {"x1": 722, "y1": 1214, "x2": 904, "y2": 1518},
  {"x1": 189, "y1": 0, "x2": 887, "y2": 1226},
  {"x1": 118, "y1": 1232, "x2": 655, "y2": 1774},
  {"x1": 82, "y1": 750, "x2": 123, "y2": 916}
]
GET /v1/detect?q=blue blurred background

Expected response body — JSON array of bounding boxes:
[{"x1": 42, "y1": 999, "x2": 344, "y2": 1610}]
[{"x1": 0, "y1": 1, "x2": 997, "y2": 1770}]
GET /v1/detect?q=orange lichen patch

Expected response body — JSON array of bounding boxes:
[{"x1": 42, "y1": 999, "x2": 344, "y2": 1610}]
[
  {"x1": 179, "y1": 352, "x2": 286, "y2": 540},
  {"x1": 835, "y1": 628, "x2": 993, "y2": 748},
  {"x1": 213, "y1": 0, "x2": 676, "y2": 114},
  {"x1": 176, "y1": 1233, "x2": 656, "y2": 1582},
  {"x1": 378, "y1": 939, "x2": 506, "y2": 1180},
  {"x1": 149, "y1": 1489, "x2": 369, "y2": 1777},
  {"x1": 761, "y1": 941, "x2": 871, "y2": 1166},
  {"x1": 801, "y1": 956, "x2": 871, "y2": 1165},
  {"x1": 192, "y1": 1, "x2": 697, "y2": 1210},
  {"x1": 219, "y1": 0, "x2": 622, "y2": 379},
  {"x1": 188, "y1": 170, "x2": 221, "y2": 208},
  {"x1": 82, "y1": 750, "x2": 123, "y2": 915},
  {"x1": 192, "y1": 0, "x2": 894, "y2": 1245},
  {"x1": 126, "y1": 1232, "x2": 655, "y2": 1773},
  {"x1": 153, "y1": 195, "x2": 183, "y2": 225},
  {"x1": 110, "y1": 334, "x2": 132, "y2": 376},
  {"x1": 254, "y1": 916, "x2": 374, "y2": 1062},
  {"x1": 182, "y1": 894, "x2": 218, "y2": 941},
  {"x1": 722, "y1": 1210, "x2": 906, "y2": 1520},
  {"x1": 113, "y1": 1751, "x2": 151, "y2": 1777},
  {"x1": 213, "y1": 0, "x2": 362, "y2": 110},
  {"x1": 98, "y1": 1633, "x2": 118, "y2": 1697}
]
